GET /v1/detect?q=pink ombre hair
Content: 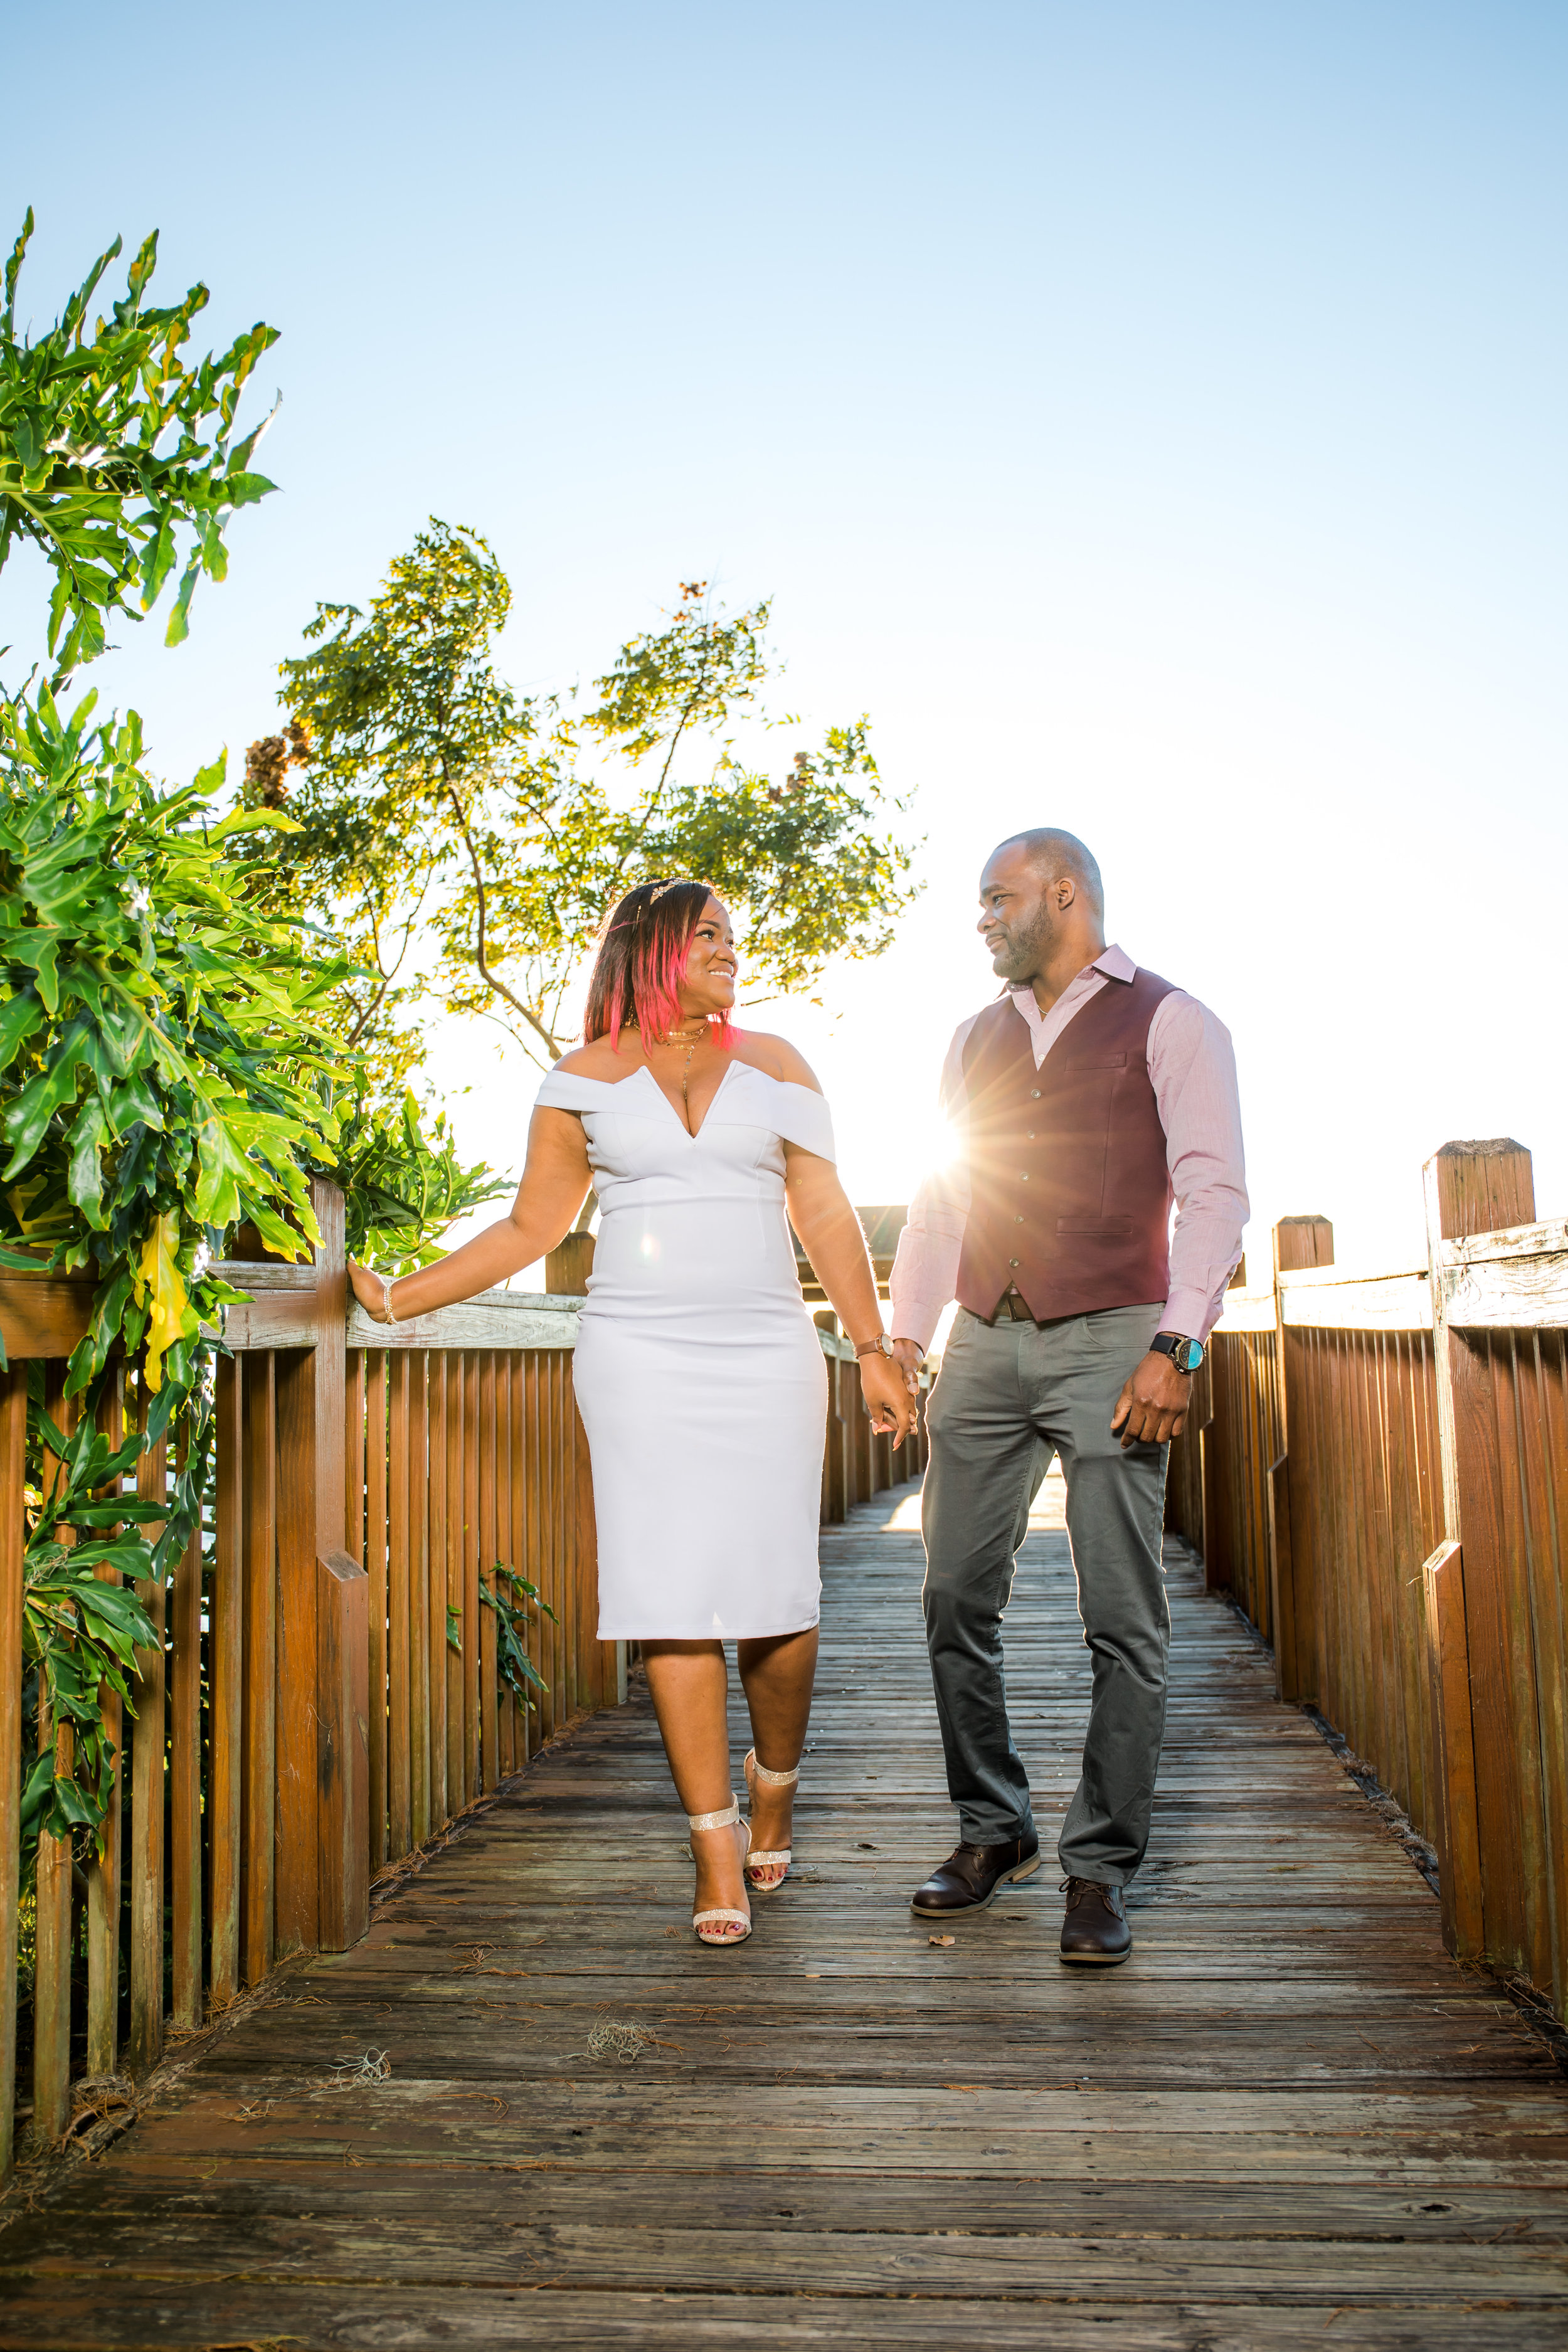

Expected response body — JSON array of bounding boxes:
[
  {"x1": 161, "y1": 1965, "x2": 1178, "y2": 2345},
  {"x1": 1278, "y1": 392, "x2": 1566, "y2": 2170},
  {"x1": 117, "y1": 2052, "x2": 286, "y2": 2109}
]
[{"x1": 583, "y1": 880, "x2": 735, "y2": 1055}]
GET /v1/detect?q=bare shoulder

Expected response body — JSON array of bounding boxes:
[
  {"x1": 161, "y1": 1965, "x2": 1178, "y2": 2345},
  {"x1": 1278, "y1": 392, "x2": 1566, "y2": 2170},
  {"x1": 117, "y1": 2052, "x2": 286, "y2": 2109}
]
[
  {"x1": 554, "y1": 1037, "x2": 644, "y2": 1081},
  {"x1": 728, "y1": 1029, "x2": 824, "y2": 1094}
]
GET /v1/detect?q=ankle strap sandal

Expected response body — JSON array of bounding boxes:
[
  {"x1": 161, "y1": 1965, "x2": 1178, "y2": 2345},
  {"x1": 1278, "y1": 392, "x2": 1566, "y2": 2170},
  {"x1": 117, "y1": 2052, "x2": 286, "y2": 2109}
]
[
  {"x1": 687, "y1": 1795, "x2": 752, "y2": 1945},
  {"x1": 743, "y1": 1749, "x2": 800, "y2": 1891}
]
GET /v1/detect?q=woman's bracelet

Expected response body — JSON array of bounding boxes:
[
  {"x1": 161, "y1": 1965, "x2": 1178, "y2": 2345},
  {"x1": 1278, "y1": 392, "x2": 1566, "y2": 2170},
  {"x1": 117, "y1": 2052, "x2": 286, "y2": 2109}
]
[{"x1": 379, "y1": 1273, "x2": 399, "y2": 1327}]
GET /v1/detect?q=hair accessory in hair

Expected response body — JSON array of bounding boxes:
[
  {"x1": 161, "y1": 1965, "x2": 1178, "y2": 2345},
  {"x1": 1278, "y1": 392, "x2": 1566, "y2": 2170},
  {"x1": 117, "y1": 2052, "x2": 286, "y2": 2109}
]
[{"x1": 647, "y1": 878, "x2": 683, "y2": 904}]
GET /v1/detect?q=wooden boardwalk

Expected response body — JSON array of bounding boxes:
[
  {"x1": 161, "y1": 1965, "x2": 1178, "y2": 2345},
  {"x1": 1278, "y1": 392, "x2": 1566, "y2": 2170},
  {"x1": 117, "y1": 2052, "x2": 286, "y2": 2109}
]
[{"x1": 3, "y1": 1473, "x2": 1567, "y2": 2348}]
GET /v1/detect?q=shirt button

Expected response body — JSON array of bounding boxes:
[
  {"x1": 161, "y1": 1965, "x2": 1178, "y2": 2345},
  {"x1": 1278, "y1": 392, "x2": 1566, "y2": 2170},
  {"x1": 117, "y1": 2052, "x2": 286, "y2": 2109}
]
[
  {"x1": 1027, "y1": 1132, "x2": 1036, "y2": 1140},
  {"x1": 1019, "y1": 1172, "x2": 1029, "y2": 1181},
  {"x1": 1030, "y1": 1090, "x2": 1041, "y2": 1099},
  {"x1": 1009, "y1": 1258, "x2": 1020, "y2": 1268},
  {"x1": 1015, "y1": 1215, "x2": 1025, "y2": 1224}
]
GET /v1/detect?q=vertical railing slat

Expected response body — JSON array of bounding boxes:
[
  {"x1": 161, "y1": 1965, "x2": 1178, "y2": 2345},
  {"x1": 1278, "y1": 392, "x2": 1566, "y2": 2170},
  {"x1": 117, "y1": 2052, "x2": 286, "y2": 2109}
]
[
  {"x1": 409, "y1": 1352, "x2": 430, "y2": 1848},
  {"x1": 169, "y1": 1419, "x2": 203, "y2": 2031},
  {"x1": 464, "y1": 1353, "x2": 482, "y2": 1801},
  {"x1": 367, "y1": 1352, "x2": 389, "y2": 1872},
  {"x1": 480, "y1": 1352, "x2": 500, "y2": 1791},
  {"x1": 241, "y1": 1353, "x2": 277, "y2": 1987},
  {"x1": 33, "y1": 1371, "x2": 76, "y2": 2141},
  {"x1": 128, "y1": 1406, "x2": 167, "y2": 2077},
  {"x1": 0, "y1": 1364, "x2": 26, "y2": 2179},
  {"x1": 388, "y1": 1352, "x2": 412, "y2": 1861},
  {"x1": 209, "y1": 1355, "x2": 244, "y2": 2010},
  {"x1": 85, "y1": 1372, "x2": 124, "y2": 2078}
]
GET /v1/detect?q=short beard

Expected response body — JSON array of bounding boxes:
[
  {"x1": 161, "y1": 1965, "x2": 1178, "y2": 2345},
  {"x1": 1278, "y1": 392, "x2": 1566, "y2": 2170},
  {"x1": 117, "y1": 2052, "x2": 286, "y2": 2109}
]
[{"x1": 989, "y1": 897, "x2": 1057, "y2": 983}]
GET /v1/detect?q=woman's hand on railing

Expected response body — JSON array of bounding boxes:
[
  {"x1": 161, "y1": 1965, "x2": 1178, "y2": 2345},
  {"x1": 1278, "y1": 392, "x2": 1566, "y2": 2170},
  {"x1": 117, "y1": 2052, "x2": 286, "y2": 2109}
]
[
  {"x1": 861, "y1": 1353, "x2": 919, "y2": 1445},
  {"x1": 348, "y1": 1259, "x2": 398, "y2": 1323}
]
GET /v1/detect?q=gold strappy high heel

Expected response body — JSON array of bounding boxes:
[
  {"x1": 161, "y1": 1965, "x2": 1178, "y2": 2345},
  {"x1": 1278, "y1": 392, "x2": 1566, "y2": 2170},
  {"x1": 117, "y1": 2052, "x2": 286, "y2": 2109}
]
[
  {"x1": 688, "y1": 1794, "x2": 752, "y2": 1946},
  {"x1": 743, "y1": 1749, "x2": 800, "y2": 1892}
]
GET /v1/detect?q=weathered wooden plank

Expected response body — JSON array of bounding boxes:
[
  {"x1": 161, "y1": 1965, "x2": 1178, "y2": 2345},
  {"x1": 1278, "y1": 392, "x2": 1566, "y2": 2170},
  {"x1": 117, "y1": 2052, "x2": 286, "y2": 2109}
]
[
  {"x1": 0, "y1": 1365, "x2": 25, "y2": 2177},
  {"x1": 127, "y1": 1407, "x2": 167, "y2": 2077},
  {"x1": 84, "y1": 1374, "x2": 124, "y2": 2077},
  {"x1": 208, "y1": 1355, "x2": 244, "y2": 2009},
  {"x1": 6, "y1": 1476, "x2": 1567, "y2": 2345},
  {"x1": 241, "y1": 1351, "x2": 277, "y2": 1986}
]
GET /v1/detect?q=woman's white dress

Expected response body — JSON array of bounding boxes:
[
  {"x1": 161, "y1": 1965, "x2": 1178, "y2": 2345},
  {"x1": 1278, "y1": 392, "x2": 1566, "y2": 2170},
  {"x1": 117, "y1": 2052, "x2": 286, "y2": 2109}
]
[{"x1": 534, "y1": 1058, "x2": 836, "y2": 1640}]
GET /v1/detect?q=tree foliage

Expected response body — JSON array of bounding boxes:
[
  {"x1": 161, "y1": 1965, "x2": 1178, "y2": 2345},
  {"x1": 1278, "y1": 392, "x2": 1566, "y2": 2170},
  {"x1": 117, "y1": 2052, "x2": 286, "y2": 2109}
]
[
  {"x1": 1, "y1": 211, "x2": 279, "y2": 682},
  {"x1": 0, "y1": 223, "x2": 502, "y2": 1865},
  {"x1": 240, "y1": 523, "x2": 918, "y2": 1067}
]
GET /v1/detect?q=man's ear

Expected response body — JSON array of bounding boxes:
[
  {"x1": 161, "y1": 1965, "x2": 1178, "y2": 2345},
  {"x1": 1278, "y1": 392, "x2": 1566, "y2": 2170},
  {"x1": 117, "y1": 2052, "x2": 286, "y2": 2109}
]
[{"x1": 1056, "y1": 874, "x2": 1077, "y2": 909}]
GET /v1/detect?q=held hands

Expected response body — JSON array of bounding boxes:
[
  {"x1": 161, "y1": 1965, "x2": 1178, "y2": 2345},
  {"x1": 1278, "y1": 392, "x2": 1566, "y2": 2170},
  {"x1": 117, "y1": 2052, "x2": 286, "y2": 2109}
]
[
  {"x1": 1111, "y1": 1350, "x2": 1192, "y2": 1449},
  {"x1": 860, "y1": 1352, "x2": 919, "y2": 1446}
]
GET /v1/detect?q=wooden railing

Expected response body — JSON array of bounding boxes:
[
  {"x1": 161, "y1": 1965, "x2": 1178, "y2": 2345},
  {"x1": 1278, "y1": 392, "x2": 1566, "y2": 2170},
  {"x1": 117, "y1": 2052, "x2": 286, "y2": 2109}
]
[
  {"x1": 1168, "y1": 1137, "x2": 1568, "y2": 2027},
  {"x1": 3, "y1": 1187, "x2": 924, "y2": 2171}
]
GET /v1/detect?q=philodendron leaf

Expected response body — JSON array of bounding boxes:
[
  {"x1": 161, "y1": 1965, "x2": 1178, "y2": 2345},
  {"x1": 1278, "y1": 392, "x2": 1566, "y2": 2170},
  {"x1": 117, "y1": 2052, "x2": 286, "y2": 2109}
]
[
  {"x1": 133, "y1": 1212, "x2": 190, "y2": 1393},
  {"x1": 66, "y1": 1093, "x2": 109, "y2": 1226},
  {"x1": 0, "y1": 990, "x2": 42, "y2": 1072}
]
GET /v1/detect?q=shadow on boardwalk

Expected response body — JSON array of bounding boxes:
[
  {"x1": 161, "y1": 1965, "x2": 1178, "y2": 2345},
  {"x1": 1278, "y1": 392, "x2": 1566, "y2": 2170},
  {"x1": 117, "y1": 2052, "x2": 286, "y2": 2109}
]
[{"x1": 3, "y1": 1473, "x2": 1566, "y2": 2348}]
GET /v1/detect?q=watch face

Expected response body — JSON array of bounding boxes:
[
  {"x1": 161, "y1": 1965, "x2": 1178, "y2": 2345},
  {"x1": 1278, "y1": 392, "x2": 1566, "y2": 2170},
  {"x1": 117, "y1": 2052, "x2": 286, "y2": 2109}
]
[{"x1": 1175, "y1": 1338, "x2": 1204, "y2": 1373}]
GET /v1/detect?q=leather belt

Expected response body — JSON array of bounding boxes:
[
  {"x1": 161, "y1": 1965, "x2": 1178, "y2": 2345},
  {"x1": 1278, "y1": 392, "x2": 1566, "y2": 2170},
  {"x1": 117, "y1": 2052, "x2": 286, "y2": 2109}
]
[{"x1": 991, "y1": 1288, "x2": 1039, "y2": 1326}]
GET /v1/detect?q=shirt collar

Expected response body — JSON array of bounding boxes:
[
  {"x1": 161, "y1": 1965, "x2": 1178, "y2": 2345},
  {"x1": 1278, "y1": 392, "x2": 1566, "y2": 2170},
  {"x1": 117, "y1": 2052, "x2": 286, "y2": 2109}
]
[{"x1": 1006, "y1": 941, "x2": 1135, "y2": 1015}]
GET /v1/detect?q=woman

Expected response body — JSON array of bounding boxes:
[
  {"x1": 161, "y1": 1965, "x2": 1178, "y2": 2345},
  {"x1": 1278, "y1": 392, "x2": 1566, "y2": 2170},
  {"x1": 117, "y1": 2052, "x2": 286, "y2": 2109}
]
[{"x1": 349, "y1": 879, "x2": 916, "y2": 1946}]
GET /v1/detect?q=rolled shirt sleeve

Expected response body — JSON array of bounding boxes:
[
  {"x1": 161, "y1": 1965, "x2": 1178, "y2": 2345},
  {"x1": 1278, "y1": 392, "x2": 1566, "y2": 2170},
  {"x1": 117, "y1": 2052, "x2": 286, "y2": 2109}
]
[
  {"x1": 889, "y1": 1018, "x2": 975, "y2": 1353},
  {"x1": 1148, "y1": 992, "x2": 1249, "y2": 1342}
]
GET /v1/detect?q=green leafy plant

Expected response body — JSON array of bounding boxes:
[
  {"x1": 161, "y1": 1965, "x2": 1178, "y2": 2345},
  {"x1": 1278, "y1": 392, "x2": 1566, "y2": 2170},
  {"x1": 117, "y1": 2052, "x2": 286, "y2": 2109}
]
[
  {"x1": 21, "y1": 1398, "x2": 161, "y2": 1850},
  {"x1": 328, "y1": 1089, "x2": 511, "y2": 1277},
  {"x1": 1, "y1": 211, "x2": 278, "y2": 684},
  {"x1": 480, "y1": 1563, "x2": 556, "y2": 1711}
]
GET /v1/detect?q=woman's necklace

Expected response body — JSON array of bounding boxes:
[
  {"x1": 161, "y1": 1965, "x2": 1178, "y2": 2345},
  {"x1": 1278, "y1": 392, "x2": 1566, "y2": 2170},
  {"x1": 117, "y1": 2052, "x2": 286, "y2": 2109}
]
[{"x1": 655, "y1": 1022, "x2": 709, "y2": 1122}]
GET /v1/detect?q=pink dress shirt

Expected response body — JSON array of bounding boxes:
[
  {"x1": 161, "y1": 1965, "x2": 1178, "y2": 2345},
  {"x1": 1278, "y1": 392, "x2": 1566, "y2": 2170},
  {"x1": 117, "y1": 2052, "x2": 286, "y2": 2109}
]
[{"x1": 888, "y1": 945, "x2": 1248, "y2": 1353}]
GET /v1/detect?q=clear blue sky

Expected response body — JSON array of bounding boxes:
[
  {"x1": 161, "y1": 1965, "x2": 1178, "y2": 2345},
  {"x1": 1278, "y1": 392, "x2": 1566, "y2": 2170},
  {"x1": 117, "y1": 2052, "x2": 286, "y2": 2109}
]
[{"x1": 4, "y1": 2, "x2": 1564, "y2": 1269}]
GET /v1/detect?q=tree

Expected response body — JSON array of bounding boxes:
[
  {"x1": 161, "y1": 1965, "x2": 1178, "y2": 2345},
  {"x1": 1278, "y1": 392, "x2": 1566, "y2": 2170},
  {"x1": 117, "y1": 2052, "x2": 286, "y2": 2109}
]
[
  {"x1": 0, "y1": 223, "x2": 503, "y2": 1858},
  {"x1": 1, "y1": 210, "x2": 280, "y2": 684},
  {"x1": 240, "y1": 522, "x2": 919, "y2": 1070}
]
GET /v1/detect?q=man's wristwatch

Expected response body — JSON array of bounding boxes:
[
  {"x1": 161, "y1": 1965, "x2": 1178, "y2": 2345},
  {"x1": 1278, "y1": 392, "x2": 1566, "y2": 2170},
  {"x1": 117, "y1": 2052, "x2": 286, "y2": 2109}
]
[{"x1": 1151, "y1": 1330, "x2": 1204, "y2": 1374}]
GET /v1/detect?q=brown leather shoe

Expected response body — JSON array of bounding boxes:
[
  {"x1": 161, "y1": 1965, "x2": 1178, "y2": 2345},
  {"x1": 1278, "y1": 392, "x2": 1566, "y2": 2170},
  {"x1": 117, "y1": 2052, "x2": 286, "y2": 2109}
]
[
  {"x1": 910, "y1": 1835, "x2": 1041, "y2": 1916},
  {"x1": 1059, "y1": 1876, "x2": 1131, "y2": 1965}
]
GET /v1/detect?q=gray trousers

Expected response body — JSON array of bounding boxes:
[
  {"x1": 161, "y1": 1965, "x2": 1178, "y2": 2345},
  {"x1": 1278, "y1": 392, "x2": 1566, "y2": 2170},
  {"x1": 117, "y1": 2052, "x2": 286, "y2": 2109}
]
[{"x1": 921, "y1": 1302, "x2": 1171, "y2": 1887}]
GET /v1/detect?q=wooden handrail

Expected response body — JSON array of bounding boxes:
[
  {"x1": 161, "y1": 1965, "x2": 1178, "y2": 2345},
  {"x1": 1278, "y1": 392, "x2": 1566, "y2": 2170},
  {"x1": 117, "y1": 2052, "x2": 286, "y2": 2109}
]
[
  {"x1": 1168, "y1": 1133, "x2": 1568, "y2": 2033},
  {"x1": 0, "y1": 1197, "x2": 927, "y2": 2171}
]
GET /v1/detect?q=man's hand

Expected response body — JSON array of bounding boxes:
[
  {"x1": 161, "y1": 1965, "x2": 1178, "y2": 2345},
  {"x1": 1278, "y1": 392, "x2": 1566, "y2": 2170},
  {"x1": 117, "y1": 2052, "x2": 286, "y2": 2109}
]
[
  {"x1": 1111, "y1": 1351, "x2": 1192, "y2": 1448},
  {"x1": 890, "y1": 1337, "x2": 924, "y2": 1399}
]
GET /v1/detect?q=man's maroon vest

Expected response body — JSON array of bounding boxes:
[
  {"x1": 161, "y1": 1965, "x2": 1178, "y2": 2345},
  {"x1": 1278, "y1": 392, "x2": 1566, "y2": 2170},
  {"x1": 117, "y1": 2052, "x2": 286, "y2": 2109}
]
[{"x1": 955, "y1": 967, "x2": 1178, "y2": 1323}]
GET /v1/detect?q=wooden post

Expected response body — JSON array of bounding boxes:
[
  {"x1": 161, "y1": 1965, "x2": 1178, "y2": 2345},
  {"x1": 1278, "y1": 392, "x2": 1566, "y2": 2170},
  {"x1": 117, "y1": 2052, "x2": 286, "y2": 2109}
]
[
  {"x1": 274, "y1": 1178, "x2": 346, "y2": 1959},
  {"x1": 317, "y1": 1547, "x2": 370, "y2": 1951},
  {"x1": 1269, "y1": 1217, "x2": 1333, "y2": 1700},
  {"x1": 545, "y1": 1231, "x2": 595, "y2": 1295},
  {"x1": 0, "y1": 1367, "x2": 26, "y2": 2178},
  {"x1": 1422, "y1": 1538, "x2": 1483, "y2": 1957},
  {"x1": 1424, "y1": 1138, "x2": 1536, "y2": 1975}
]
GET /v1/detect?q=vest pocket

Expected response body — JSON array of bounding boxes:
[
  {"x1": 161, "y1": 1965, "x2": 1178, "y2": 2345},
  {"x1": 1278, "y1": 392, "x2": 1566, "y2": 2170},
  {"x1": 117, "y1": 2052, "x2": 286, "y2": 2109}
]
[
  {"x1": 1065, "y1": 1051, "x2": 1128, "y2": 1070},
  {"x1": 1056, "y1": 1215, "x2": 1134, "y2": 1237}
]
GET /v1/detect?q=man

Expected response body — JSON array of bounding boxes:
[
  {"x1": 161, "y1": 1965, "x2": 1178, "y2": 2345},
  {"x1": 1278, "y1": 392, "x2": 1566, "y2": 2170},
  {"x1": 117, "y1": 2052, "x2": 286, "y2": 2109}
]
[{"x1": 889, "y1": 829, "x2": 1246, "y2": 1964}]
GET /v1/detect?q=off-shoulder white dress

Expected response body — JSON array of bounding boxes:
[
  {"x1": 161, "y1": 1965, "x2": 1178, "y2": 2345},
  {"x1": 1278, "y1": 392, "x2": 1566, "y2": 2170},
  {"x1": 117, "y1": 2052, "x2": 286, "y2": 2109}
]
[{"x1": 534, "y1": 1059, "x2": 836, "y2": 1640}]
